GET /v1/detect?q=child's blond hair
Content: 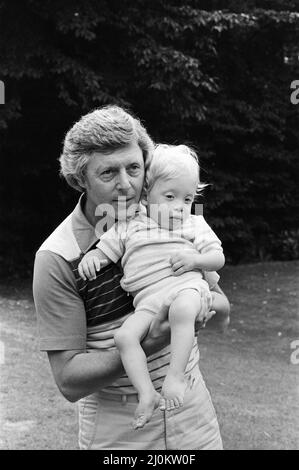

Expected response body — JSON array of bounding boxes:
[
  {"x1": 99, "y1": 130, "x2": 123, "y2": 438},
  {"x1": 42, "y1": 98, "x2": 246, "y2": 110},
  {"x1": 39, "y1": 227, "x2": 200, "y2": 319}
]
[{"x1": 145, "y1": 144, "x2": 206, "y2": 198}]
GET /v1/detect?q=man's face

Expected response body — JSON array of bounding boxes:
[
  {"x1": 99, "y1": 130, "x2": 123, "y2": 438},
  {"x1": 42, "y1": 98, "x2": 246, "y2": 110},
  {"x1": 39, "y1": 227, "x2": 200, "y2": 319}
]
[{"x1": 83, "y1": 141, "x2": 145, "y2": 223}]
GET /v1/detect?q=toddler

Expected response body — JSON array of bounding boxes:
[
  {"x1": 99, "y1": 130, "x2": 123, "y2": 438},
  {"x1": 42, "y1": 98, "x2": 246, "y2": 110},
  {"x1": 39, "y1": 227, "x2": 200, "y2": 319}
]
[{"x1": 78, "y1": 144, "x2": 225, "y2": 429}]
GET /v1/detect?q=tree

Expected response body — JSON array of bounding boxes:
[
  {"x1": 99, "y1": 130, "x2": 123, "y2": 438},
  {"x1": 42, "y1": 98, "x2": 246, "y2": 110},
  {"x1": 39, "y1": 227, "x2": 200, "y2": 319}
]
[{"x1": 0, "y1": 0, "x2": 298, "y2": 275}]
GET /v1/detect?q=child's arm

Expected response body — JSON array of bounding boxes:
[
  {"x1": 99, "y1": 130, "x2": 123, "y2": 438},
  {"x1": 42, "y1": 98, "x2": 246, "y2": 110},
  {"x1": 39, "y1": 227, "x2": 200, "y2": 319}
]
[
  {"x1": 79, "y1": 221, "x2": 127, "y2": 280},
  {"x1": 78, "y1": 248, "x2": 112, "y2": 281},
  {"x1": 191, "y1": 249, "x2": 225, "y2": 271},
  {"x1": 193, "y1": 215, "x2": 225, "y2": 271},
  {"x1": 170, "y1": 249, "x2": 225, "y2": 276}
]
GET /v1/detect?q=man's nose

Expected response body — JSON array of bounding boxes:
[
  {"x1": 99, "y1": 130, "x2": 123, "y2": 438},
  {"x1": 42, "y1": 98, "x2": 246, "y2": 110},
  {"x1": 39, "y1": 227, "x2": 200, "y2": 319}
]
[{"x1": 116, "y1": 169, "x2": 131, "y2": 192}]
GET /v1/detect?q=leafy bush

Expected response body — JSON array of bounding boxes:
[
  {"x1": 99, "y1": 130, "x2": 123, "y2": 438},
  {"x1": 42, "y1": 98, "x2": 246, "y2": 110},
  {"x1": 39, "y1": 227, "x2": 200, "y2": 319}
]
[{"x1": 0, "y1": 0, "x2": 298, "y2": 277}]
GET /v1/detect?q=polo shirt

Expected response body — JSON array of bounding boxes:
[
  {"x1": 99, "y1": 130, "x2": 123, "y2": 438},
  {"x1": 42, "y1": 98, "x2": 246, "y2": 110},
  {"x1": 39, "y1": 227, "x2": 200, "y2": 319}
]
[{"x1": 33, "y1": 196, "x2": 199, "y2": 394}]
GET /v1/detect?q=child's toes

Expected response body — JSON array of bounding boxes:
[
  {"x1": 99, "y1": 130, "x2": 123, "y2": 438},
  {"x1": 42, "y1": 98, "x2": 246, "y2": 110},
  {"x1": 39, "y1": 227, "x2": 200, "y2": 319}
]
[
  {"x1": 166, "y1": 399, "x2": 175, "y2": 411},
  {"x1": 173, "y1": 397, "x2": 181, "y2": 408},
  {"x1": 159, "y1": 398, "x2": 166, "y2": 411}
]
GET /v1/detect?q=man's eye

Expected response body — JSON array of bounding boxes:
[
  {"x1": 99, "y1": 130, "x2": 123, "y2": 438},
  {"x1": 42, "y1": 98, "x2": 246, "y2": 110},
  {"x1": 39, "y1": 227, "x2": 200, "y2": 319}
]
[
  {"x1": 102, "y1": 169, "x2": 113, "y2": 176},
  {"x1": 128, "y1": 165, "x2": 140, "y2": 173}
]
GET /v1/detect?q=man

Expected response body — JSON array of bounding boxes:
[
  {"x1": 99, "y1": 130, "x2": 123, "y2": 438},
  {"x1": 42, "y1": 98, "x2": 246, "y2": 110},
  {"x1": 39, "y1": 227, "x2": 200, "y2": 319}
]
[{"x1": 33, "y1": 105, "x2": 229, "y2": 450}]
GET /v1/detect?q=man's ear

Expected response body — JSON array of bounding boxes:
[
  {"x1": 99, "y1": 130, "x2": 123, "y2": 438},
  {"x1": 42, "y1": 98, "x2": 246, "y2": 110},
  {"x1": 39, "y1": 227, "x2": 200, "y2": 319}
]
[{"x1": 79, "y1": 175, "x2": 88, "y2": 190}]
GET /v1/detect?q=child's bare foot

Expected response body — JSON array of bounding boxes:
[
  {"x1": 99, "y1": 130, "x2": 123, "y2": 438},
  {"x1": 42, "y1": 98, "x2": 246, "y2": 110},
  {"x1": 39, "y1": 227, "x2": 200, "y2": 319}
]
[
  {"x1": 160, "y1": 371, "x2": 187, "y2": 411},
  {"x1": 133, "y1": 391, "x2": 161, "y2": 429}
]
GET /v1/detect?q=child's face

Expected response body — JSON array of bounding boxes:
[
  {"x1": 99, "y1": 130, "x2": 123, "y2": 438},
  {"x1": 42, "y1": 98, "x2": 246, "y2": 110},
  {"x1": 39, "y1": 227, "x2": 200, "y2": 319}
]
[{"x1": 146, "y1": 170, "x2": 198, "y2": 230}]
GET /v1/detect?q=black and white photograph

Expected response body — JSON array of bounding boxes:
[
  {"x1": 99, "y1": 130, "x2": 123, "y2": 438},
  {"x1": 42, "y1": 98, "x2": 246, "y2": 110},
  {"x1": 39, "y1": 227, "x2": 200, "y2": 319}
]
[{"x1": 0, "y1": 0, "x2": 298, "y2": 452}]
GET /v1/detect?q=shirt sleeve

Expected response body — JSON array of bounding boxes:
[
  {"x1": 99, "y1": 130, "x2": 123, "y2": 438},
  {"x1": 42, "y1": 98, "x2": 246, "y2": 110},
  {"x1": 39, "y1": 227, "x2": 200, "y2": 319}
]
[
  {"x1": 33, "y1": 250, "x2": 87, "y2": 351},
  {"x1": 96, "y1": 222, "x2": 126, "y2": 263},
  {"x1": 193, "y1": 216, "x2": 223, "y2": 254}
]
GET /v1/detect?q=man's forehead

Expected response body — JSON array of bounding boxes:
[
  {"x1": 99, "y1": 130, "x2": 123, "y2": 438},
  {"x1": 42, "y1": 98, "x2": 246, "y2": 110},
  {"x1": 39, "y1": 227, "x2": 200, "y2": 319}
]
[{"x1": 89, "y1": 143, "x2": 143, "y2": 168}]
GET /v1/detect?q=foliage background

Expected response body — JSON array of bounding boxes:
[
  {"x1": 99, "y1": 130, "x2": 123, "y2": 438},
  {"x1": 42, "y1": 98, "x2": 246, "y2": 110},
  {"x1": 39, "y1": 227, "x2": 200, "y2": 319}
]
[{"x1": 0, "y1": 0, "x2": 298, "y2": 277}]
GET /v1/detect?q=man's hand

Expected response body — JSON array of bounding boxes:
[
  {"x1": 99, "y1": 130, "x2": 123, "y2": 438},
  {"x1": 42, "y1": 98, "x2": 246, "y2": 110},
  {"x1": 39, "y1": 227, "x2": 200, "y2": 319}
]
[
  {"x1": 194, "y1": 289, "x2": 215, "y2": 331},
  {"x1": 169, "y1": 250, "x2": 197, "y2": 276},
  {"x1": 205, "y1": 288, "x2": 230, "y2": 332},
  {"x1": 141, "y1": 307, "x2": 171, "y2": 356}
]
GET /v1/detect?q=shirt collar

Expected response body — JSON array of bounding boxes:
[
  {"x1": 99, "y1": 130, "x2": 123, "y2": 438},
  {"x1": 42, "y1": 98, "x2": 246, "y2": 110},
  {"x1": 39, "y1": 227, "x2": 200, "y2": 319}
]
[{"x1": 71, "y1": 194, "x2": 99, "y2": 254}]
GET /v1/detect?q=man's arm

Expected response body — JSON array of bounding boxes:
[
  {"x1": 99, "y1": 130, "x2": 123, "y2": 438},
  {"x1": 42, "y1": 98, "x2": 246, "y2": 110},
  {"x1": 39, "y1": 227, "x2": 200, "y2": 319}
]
[
  {"x1": 49, "y1": 284, "x2": 227, "y2": 403},
  {"x1": 48, "y1": 349, "x2": 124, "y2": 403},
  {"x1": 34, "y1": 250, "x2": 170, "y2": 403},
  {"x1": 48, "y1": 326, "x2": 170, "y2": 403}
]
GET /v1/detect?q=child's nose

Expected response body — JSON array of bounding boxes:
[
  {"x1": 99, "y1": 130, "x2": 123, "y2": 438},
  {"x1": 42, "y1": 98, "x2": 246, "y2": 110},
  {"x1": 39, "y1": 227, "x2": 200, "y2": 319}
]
[
  {"x1": 174, "y1": 202, "x2": 184, "y2": 212},
  {"x1": 173, "y1": 208, "x2": 183, "y2": 218}
]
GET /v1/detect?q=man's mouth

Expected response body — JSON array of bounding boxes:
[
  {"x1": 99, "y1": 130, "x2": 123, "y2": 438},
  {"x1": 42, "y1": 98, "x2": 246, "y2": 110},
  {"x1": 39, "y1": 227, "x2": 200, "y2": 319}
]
[{"x1": 113, "y1": 196, "x2": 135, "y2": 203}]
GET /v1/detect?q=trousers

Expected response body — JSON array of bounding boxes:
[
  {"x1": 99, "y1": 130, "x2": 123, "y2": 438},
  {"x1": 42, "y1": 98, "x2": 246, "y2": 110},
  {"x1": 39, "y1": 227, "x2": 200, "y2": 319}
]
[{"x1": 78, "y1": 364, "x2": 223, "y2": 450}]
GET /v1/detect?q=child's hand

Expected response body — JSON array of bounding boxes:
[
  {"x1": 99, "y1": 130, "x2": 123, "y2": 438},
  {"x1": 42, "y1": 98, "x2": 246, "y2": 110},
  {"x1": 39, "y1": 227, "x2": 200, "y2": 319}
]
[
  {"x1": 78, "y1": 251, "x2": 102, "y2": 281},
  {"x1": 169, "y1": 250, "x2": 196, "y2": 276}
]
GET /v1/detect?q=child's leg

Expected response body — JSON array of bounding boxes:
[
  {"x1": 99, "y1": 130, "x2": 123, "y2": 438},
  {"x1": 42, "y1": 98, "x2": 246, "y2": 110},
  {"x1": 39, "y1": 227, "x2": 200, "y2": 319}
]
[
  {"x1": 161, "y1": 289, "x2": 203, "y2": 410},
  {"x1": 114, "y1": 311, "x2": 160, "y2": 429}
]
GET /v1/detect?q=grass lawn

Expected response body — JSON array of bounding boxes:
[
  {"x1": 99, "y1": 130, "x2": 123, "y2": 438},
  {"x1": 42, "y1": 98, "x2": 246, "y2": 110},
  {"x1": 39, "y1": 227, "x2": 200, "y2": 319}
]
[{"x1": 0, "y1": 261, "x2": 298, "y2": 450}]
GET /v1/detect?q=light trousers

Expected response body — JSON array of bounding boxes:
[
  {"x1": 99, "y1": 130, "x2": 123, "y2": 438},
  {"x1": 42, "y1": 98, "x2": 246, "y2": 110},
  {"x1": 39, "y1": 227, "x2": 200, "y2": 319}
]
[{"x1": 78, "y1": 364, "x2": 223, "y2": 450}]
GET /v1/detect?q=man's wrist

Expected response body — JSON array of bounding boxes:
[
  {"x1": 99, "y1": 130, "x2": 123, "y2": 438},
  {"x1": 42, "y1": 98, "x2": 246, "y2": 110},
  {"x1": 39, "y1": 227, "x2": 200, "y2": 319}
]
[{"x1": 142, "y1": 333, "x2": 170, "y2": 357}]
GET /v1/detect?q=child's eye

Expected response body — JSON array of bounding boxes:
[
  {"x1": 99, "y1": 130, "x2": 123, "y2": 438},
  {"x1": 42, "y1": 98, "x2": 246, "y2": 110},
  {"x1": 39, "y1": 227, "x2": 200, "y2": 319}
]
[
  {"x1": 165, "y1": 195, "x2": 174, "y2": 200},
  {"x1": 185, "y1": 198, "x2": 193, "y2": 204}
]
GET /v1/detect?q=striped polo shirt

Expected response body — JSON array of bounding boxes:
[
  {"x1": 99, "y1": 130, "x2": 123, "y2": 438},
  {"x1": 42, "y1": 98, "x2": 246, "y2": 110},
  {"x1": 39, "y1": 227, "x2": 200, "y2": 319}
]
[{"x1": 33, "y1": 196, "x2": 199, "y2": 395}]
